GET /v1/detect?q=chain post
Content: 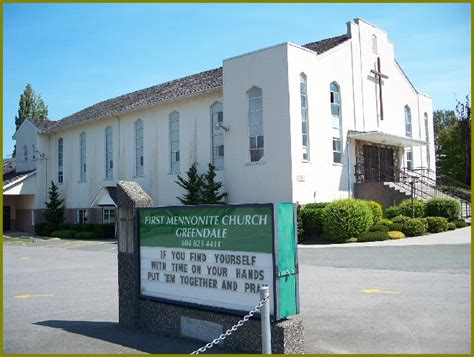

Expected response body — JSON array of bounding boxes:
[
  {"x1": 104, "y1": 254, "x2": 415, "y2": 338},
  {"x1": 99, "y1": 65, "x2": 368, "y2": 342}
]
[{"x1": 260, "y1": 286, "x2": 272, "y2": 354}]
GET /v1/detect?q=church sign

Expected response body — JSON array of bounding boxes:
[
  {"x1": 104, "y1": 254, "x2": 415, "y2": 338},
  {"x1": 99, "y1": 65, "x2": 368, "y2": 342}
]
[{"x1": 137, "y1": 203, "x2": 299, "y2": 321}]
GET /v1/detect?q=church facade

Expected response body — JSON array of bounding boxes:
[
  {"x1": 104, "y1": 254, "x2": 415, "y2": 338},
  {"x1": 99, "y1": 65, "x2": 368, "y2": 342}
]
[{"x1": 4, "y1": 18, "x2": 434, "y2": 232}]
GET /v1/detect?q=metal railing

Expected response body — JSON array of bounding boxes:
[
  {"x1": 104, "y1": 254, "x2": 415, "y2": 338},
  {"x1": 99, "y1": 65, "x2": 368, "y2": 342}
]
[{"x1": 354, "y1": 163, "x2": 471, "y2": 219}]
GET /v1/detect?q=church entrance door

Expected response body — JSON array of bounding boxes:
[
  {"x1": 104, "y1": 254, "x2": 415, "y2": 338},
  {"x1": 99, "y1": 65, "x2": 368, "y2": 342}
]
[{"x1": 363, "y1": 145, "x2": 394, "y2": 182}]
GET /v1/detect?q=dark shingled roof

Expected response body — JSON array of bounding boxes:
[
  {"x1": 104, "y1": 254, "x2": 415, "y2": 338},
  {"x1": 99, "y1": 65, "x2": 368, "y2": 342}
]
[
  {"x1": 29, "y1": 118, "x2": 56, "y2": 133},
  {"x1": 3, "y1": 170, "x2": 35, "y2": 188},
  {"x1": 46, "y1": 34, "x2": 350, "y2": 133}
]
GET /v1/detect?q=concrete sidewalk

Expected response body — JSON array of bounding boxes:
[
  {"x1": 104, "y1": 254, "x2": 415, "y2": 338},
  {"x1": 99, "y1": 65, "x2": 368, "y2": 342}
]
[{"x1": 299, "y1": 226, "x2": 471, "y2": 249}]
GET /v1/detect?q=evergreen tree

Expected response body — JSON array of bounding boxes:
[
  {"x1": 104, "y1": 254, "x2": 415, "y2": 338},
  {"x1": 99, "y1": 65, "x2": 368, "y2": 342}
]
[
  {"x1": 201, "y1": 163, "x2": 227, "y2": 204},
  {"x1": 175, "y1": 163, "x2": 203, "y2": 205},
  {"x1": 14, "y1": 84, "x2": 49, "y2": 130},
  {"x1": 455, "y1": 96, "x2": 471, "y2": 186},
  {"x1": 44, "y1": 181, "x2": 65, "y2": 230}
]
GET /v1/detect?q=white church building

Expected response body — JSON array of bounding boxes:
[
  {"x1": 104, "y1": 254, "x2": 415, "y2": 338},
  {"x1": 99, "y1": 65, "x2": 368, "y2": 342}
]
[{"x1": 4, "y1": 18, "x2": 435, "y2": 232}]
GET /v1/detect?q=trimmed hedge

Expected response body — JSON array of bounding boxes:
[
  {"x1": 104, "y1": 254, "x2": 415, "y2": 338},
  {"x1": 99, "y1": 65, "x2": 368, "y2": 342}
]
[
  {"x1": 304, "y1": 202, "x2": 328, "y2": 210},
  {"x1": 388, "y1": 231, "x2": 405, "y2": 239},
  {"x1": 425, "y1": 216, "x2": 449, "y2": 233},
  {"x1": 50, "y1": 230, "x2": 77, "y2": 239},
  {"x1": 75, "y1": 232, "x2": 97, "y2": 239},
  {"x1": 452, "y1": 219, "x2": 470, "y2": 228},
  {"x1": 392, "y1": 215, "x2": 410, "y2": 224},
  {"x1": 447, "y1": 223, "x2": 456, "y2": 230},
  {"x1": 35, "y1": 222, "x2": 57, "y2": 236},
  {"x1": 388, "y1": 222, "x2": 404, "y2": 231},
  {"x1": 398, "y1": 199, "x2": 425, "y2": 218},
  {"x1": 358, "y1": 231, "x2": 389, "y2": 242},
  {"x1": 363, "y1": 200, "x2": 383, "y2": 223},
  {"x1": 384, "y1": 206, "x2": 401, "y2": 219},
  {"x1": 402, "y1": 218, "x2": 427, "y2": 237},
  {"x1": 425, "y1": 198, "x2": 461, "y2": 221},
  {"x1": 300, "y1": 207, "x2": 325, "y2": 240},
  {"x1": 377, "y1": 218, "x2": 393, "y2": 226},
  {"x1": 323, "y1": 199, "x2": 373, "y2": 242},
  {"x1": 369, "y1": 224, "x2": 390, "y2": 232}
]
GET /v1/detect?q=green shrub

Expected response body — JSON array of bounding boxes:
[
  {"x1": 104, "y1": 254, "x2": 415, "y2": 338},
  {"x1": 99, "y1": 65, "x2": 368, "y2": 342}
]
[
  {"x1": 425, "y1": 198, "x2": 461, "y2": 221},
  {"x1": 388, "y1": 223, "x2": 404, "y2": 231},
  {"x1": 384, "y1": 206, "x2": 401, "y2": 219},
  {"x1": 304, "y1": 202, "x2": 328, "y2": 210},
  {"x1": 447, "y1": 223, "x2": 456, "y2": 230},
  {"x1": 50, "y1": 230, "x2": 77, "y2": 239},
  {"x1": 388, "y1": 231, "x2": 405, "y2": 239},
  {"x1": 363, "y1": 200, "x2": 383, "y2": 223},
  {"x1": 93, "y1": 224, "x2": 115, "y2": 239},
  {"x1": 34, "y1": 222, "x2": 56, "y2": 236},
  {"x1": 392, "y1": 215, "x2": 410, "y2": 224},
  {"x1": 323, "y1": 199, "x2": 373, "y2": 242},
  {"x1": 357, "y1": 231, "x2": 389, "y2": 242},
  {"x1": 398, "y1": 199, "x2": 425, "y2": 218},
  {"x1": 452, "y1": 219, "x2": 470, "y2": 228},
  {"x1": 377, "y1": 218, "x2": 393, "y2": 226},
  {"x1": 75, "y1": 231, "x2": 97, "y2": 239},
  {"x1": 419, "y1": 217, "x2": 428, "y2": 230},
  {"x1": 59, "y1": 223, "x2": 78, "y2": 231},
  {"x1": 369, "y1": 224, "x2": 390, "y2": 232},
  {"x1": 425, "y1": 216, "x2": 449, "y2": 233},
  {"x1": 296, "y1": 204, "x2": 304, "y2": 240},
  {"x1": 77, "y1": 224, "x2": 95, "y2": 232},
  {"x1": 402, "y1": 218, "x2": 427, "y2": 237},
  {"x1": 300, "y1": 207, "x2": 325, "y2": 240}
]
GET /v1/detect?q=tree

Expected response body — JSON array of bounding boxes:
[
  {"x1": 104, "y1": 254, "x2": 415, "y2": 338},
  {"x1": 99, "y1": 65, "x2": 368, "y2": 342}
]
[
  {"x1": 175, "y1": 163, "x2": 203, "y2": 205},
  {"x1": 455, "y1": 96, "x2": 471, "y2": 186},
  {"x1": 44, "y1": 181, "x2": 65, "y2": 230},
  {"x1": 201, "y1": 163, "x2": 227, "y2": 204}
]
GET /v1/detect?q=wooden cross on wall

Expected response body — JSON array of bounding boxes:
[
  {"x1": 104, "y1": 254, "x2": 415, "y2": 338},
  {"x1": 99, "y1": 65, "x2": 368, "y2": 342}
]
[{"x1": 370, "y1": 57, "x2": 389, "y2": 120}]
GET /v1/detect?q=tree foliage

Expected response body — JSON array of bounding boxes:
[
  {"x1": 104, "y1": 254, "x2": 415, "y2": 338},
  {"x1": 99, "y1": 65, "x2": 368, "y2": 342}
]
[
  {"x1": 175, "y1": 163, "x2": 227, "y2": 205},
  {"x1": 15, "y1": 83, "x2": 48, "y2": 130},
  {"x1": 44, "y1": 181, "x2": 65, "y2": 230}
]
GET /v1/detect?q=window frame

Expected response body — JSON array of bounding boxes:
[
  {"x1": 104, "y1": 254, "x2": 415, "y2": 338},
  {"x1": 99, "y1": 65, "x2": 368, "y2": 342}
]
[
  {"x1": 330, "y1": 82, "x2": 343, "y2": 164},
  {"x1": 105, "y1": 126, "x2": 113, "y2": 180},
  {"x1": 406, "y1": 147, "x2": 413, "y2": 170},
  {"x1": 210, "y1": 102, "x2": 224, "y2": 170},
  {"x1": 372, "y1": 34, "x2": 378, "y2": 54},
  {"x1": 300, "y1": 73, "x2": 310, "y2": 161},
  {"x1": 134, "y1": 119, "x2": 144, "y2": 177},
  {"x1": 79, "y1": 132, "x2": 87, "y2": 182},
  {"x1": 57, "y1": 138, "x2": 64, "y2": 184},
  {"x1": 103, "y1": 207, "x2": 116, "y2": 224},
  {"x1": 77, "y1": 209, "x2": 88, "y2": 224},
  {"x1": 23, "y1": 145, "x2": 28, "y2": 162},
  {"x1": 169, "y1": 111, "x2": 180, "y2": 173},
  {"x1": 248, "y1": 86, "x2": 264, "y2": 163},
  {"x1": 404, "y1": 105, "x2": 412, "y2": 138}
]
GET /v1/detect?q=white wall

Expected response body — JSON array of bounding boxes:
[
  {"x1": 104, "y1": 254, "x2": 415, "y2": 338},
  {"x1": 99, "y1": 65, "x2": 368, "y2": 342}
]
[
  {"x1": 223, "y1": 43, "x2": 293, "y2": 204},
  {"x1": 14, "y1": 120, "x2": 39, "y2": 173}
]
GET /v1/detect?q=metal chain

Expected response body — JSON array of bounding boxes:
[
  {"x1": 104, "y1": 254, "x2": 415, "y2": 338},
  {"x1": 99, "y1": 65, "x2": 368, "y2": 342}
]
[{"x1": 190, "y1": 294, "x2": 269, "y2": 355}]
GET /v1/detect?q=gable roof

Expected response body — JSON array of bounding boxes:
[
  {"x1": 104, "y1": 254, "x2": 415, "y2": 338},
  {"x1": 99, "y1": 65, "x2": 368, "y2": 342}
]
[
  {"x1": 3, "y1": 169, "x2": 35, "y2": 188},
  {"x1": 44, "y1": 34, "x2": 350, "y2": 134},
  {"x1": 29, "y1": 118, "x2": 56, "y2": 133}
]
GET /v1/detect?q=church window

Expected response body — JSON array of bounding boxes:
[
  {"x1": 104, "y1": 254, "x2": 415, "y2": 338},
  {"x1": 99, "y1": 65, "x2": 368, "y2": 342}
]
[
  {"x1": 105, "y1": 126, "x2": 113, "y2": 180},
  {"x1": 103, "y1": 207, "x2": 116, "y2": 224},
  {"x1": 135, "y1": 119, "x2": 144, "y2": 177},
  {"x1": 169, "y1": 111, "x2": 180, "y2": 173},
  {"x1": 330, "y1": 82, "x2": 342, "y2": 163},
  {"x1": 406, "y1": 147, "x2": 413, "y2": 170},
  {"x1": 404, "y1": 105, "x2": 412, "y2": 138},
  {"x1": 300, "y1": 74, "x2": 310, "y2": 161},
  {"x1": 211, "y1": 102, "x2": 224, "y2": 169},
  {"x1": 32, "y1": 145, "x2": 36, "y2": 160},
  {"x1": 424, "y1": 112, "x2": 429, "y2": 142},
  {"x1": 248, "y1": 86, "x2": 264, "y2": 162},
  {"x1": 23, "y1": 145, "x2": 28, "y2": 162},
  {"x1": 79, "y1": 132, "x2": 86, "y2": 182},
  {"x1": 77, "y1": 209, "x2": 88, "y2": 223},
  {"x1": 372, "y1": 34, "x2": 378, "y2": 54},
  {"x1": 58, "y1": 138, "x2": 63, "y2": 184}
]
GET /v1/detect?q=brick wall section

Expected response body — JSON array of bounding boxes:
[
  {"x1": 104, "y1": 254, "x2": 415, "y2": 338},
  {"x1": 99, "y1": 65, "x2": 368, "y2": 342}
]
[{"x1": 354, "y1": 182, "x2": 409, "y2": 208}]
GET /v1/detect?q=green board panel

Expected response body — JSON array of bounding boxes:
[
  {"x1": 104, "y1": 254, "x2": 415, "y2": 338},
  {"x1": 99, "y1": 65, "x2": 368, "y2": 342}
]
[{"x1": 276, "y1": 203, "x2": 298, "y2": 319}]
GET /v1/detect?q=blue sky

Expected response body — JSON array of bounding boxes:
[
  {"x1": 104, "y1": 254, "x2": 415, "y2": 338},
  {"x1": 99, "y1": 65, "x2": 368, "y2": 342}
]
[{"x1": 3, "y1": 3, "x2": 471, "y2": 158}]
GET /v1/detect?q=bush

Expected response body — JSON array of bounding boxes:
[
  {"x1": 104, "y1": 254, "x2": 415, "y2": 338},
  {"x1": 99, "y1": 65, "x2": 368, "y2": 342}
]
[
  {"x1": 94, "y1": 224, "x2": 115, "y2": 239},
  {"x1": 59, "y1": 223, "x2": 78, "y2": 231},
  {"x1": 388, "y1": 223, "x2": 404, "y2": 231},
  {"x1": 398, "y1": 199, "x2": 425, "y2": 218},
  {"x1": 35, "y1": 222, "x2": 56, "y2": 236},
  {"x1": 369, "y1": 224, "x2": 390, "y2": 232},
  {"x1": 323, "y1": 199, "x2": 373, "y2": 242},
  {"x1": 388, "y1": 231, "x2": 405, "y2": 239},
  {"x1": 402, "y1": 218, "x2": 427, "y2": 237},
  {"x1": 75, "y1": 231, "x2": 97, "y2": 239},
  {"x1": 50, "y1": 230, "x2": 77, "y2": 239},
  {"x1": 377, "y1": 218, "x2": 393, "y2": 226},
  {"x1": 77, "y1": 224, "x2": 95, "y2": 232},
  {"x1": 304, "y1": 202, "x2": 328, "y2": 210},
  {"x1": 425, "y1": 198, "x2": 461, "y2": 221},
  {"x1": 384, "y1": 206, "x2": 401, "y2": 219},
  {"x1": 357, "y1": 231, "x2": 389, "y2": 242},
  {"x1": 363, "y1": 200, "x2": 383, "y2": 223},
  {"x1": 425, "y1": 216, "x2": 449, "y2": 233},
  {"x1": 300, "y1": 207, "x2": 325, "y2": 240},
  {"x1": 452, "y1": 219, "x2": 470, "y2": 228},
  {"x1": 447, "y1": 223, "x2": 456, "y2": 230},
  {"x1": 419, "y1": 217, "x2": 428, "y2": 230},
  {"x1": 392, "y1": 215, "x2": 410, "y2": 224},
  {"x1": 296, "y1": 204, "x2": 304, "y2": 240}
]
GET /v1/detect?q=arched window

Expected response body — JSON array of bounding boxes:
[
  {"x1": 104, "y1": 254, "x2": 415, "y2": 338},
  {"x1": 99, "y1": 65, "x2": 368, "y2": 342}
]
[
  {"x1": 424, "y1": 112, "x2": 429, "y2": 142},
  {"x1": 300, "y1": 74, "x2": 310, "y2": 161},
  {"x1": 330, "y1": 82, "x2": 342, "y2": 163},
  {"x1": 58, "y1": 138, "x2": 63, "y2": 184},
  {"x1": 404, "y1": 105, "x2": 412, "y2": 138},
  {"x1": 105, "y1": 126, "x2": 113, "y2": 179},
  {"x1": 32, "y1": 144, "x2": 36, "y2": 160},
  {"x1": 372, "y1": 34, "x2": 378, "y2": 54},
  {"x1": 169, "y1": 112, "x2": 180, "y2": 173},
  {"x1": 135, "y1": 119, "x2": 144, "y2": 176},
  {"x1": 248, "y1": 86, "x2": 264, "y2": 162},
  {"x1": 211, "y1": 102, "x2": 224, "y2": 169},
  {"x1": 79, "y1": 132, "x2": 87, "y2": 181},
  {"x1": 23, "y1": 145, "x2": 28, "y2": 162}
]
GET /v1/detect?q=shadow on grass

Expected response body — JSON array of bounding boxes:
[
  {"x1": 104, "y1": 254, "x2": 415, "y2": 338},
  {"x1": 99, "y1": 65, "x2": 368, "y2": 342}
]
[{"x1": 34, "y1": 320, "x2": 231, "y2": 354}]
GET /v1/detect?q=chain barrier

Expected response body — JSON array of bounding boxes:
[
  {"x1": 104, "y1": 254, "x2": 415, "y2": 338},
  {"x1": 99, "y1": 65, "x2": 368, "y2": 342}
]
[{"x1": 190, "y1": 294, "x2": 269, "y2": 355}]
